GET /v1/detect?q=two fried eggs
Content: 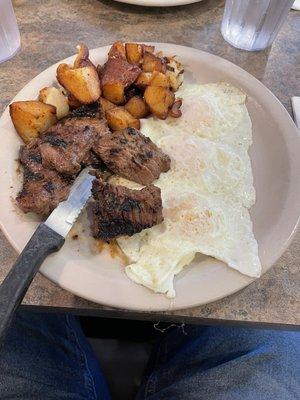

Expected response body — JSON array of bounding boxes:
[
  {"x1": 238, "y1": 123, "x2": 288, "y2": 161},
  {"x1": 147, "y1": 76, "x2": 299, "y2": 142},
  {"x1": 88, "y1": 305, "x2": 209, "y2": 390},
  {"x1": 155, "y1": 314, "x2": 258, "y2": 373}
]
[{"x1": 114, "y1": 82, "x2": 261, "y2": 297}]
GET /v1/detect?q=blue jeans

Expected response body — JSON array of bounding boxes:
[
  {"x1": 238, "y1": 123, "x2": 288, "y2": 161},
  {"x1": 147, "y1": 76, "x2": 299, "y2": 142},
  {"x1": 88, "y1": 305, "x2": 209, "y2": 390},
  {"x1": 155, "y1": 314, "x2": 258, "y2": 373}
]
[{"x1": 0, "y1": 312, "x2": 299, "y2": 399}]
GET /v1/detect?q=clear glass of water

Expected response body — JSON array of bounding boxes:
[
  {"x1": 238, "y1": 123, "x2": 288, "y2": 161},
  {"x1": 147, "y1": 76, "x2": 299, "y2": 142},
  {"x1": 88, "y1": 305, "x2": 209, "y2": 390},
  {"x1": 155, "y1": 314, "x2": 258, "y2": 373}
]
[
  {"x1": 221, "y1": 0, "x2": 294, "y2": 51},
  {"x1": 0, "y1": 0, "x2": 21, "y2": 63}
]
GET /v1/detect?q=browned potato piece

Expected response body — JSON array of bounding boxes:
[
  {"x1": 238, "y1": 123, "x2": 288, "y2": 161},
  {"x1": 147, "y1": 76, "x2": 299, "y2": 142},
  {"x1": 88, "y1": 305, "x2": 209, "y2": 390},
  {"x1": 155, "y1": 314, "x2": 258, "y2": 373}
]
[
  {"x1": 125, "y1": 43, "x2": 143, "y2": 65},
  {"x1": 99, "y1": 97, "x2": 116, "y2": 113},
  {"x1": 102, "y1": 82, "x2": 125, "y2": 105},
  {"x1": 142, "y1": 52, "x2": 166, "y2": 73},
  {"x1": 135, "y1": 72, "x2": 153, "y2": 90},
  {"x1": 39, "y1": 87, "x2": 69, "y2": 119},
  {"x1": 73, "y1": 43, "x2": 95, "y2": 68},
  {"x1": 125, "y1": 96, "x2": 149, "y2": 119},
  {"x1": 57, "y1": 63, "x2": 101, "y2": 104},
  {"x1": 150, "y1": 71, "x2": 170, "y2": 87},
  {"x1": 9, "y1": 101, "x2": 57, "y2": 143},
  {"x1": 100, "y1": 58, "x2": 141, "y2": 105},
  {"x1": 108, "y1": 41, "x2": 126, "y2": 59},
  {"x1": 106, "y1": 107, "x2": 140, "y2": 131},
  {"x1": 135, "y1": 71, "x2": 169, "y2": 90},
  {"x1": 144, "y1": 86, "x2": 175, "y2": 120},
  {"x1": 169, "y1": 98, "x2": 182, "y2": 118}
]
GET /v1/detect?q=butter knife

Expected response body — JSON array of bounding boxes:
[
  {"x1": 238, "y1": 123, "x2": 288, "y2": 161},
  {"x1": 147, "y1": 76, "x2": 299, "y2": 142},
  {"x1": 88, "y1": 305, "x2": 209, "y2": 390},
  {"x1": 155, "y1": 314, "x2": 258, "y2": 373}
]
[{"x1": 0, "y1": 168, "x2": 95, "y2": 344}]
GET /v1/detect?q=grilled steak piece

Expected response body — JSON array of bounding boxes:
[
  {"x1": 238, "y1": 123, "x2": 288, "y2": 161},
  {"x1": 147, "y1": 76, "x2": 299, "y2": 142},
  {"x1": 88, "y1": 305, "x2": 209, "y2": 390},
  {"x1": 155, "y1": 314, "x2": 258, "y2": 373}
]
[
  {"x1": 17, "y1": 170, "x2": 71, "y2": 216},
  {"x1": 39, "y1": 117, "x2": 109, "y2": 175},
  {"x1": 89, "y1": 179, "x2": 163, "y2": 240},
  {"x1": 16, "y1": 113, "x2": 110, "y2": 216},
  {"x1": 17, "y1": 141, "x2": 71, "y2": 215},
  {"x1": 93, "y1": 127, "x2": 171, "y2": 185},
  {"x1": 19, "y1": 139, "x2": 43, "y2": 173},
  {"x1": 81, "y1": 150, "x2": 104, "y2": 169}
]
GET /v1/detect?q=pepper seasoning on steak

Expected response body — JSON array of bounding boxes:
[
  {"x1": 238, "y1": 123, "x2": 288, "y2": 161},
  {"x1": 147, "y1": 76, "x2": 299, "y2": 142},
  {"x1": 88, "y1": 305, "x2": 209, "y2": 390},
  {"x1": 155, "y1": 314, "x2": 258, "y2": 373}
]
[
  {"x1": 68, "y1": 104, "x2": 110, "y2": 170},
  {"x1": 89, "y1": 179, "x2": 163, "y2": 240},
  {"x1": 38, "y1": 118, "x2": 100, "y2": 175},
  {"x1": 16, "y1": 140, "x2": 72, "y2": 215},
  {"x1": 15, "y1": 103, "x2": 111, "y2": 215},
  {"x1": 93, "y1": 127, "x2": 171, "y2": 185}
]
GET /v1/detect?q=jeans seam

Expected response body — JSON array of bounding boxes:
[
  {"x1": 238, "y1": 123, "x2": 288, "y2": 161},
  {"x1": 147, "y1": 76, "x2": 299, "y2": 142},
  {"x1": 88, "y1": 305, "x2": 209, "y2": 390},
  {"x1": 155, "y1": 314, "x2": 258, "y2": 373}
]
[{"x1": 65, "y1": 316, "x2": 98, "y2": 400}]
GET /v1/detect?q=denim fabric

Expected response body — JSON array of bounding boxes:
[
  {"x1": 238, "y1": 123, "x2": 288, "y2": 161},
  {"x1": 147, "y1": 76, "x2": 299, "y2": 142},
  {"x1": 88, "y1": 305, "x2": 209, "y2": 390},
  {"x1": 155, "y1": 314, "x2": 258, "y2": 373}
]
[
  {"x1": 0, "y1": 312, "x2": 299, "y2": 400},
  {"x1": 0, "y1": 312, "x2": 110, "y2": 400},
  {"x1": 136, "y1": 325, "x2": 300, "y2": 400}
]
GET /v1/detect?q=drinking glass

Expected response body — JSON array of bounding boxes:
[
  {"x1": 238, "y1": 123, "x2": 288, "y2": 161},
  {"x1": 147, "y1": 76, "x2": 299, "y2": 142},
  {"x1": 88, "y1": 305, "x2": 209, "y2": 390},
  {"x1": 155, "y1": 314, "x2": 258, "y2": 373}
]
[
  {"x1": 0, "y1": 0, "x2": 21, "y2": 63},
  {"x1": 221, "y1": 0, "x2": 294, "y2": 51}
]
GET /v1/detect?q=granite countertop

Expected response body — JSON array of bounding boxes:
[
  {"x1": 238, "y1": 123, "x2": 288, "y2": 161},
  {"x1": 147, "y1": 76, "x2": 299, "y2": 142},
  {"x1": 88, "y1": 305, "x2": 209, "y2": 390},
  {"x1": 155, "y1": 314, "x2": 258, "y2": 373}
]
[{"x1": 0, "y1": 0, "x2": 299, "y2": 327}]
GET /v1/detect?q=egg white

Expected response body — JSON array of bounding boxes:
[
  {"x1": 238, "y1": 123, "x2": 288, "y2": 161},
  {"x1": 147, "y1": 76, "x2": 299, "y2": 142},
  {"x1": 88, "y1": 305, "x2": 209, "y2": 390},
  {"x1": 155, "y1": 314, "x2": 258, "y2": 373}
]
[
  {"x1": 121, "y1": 190, "x2": 260, "y2": 298},
  {"x1": 157, "y1": 133, "x2": 255, "y2": 208},
  {"x1": 141, "y1": 82, "x2": 252, "y2": 149},
  {"x1": 116, "y1": 82, "x2": 261, "y2": 297}
]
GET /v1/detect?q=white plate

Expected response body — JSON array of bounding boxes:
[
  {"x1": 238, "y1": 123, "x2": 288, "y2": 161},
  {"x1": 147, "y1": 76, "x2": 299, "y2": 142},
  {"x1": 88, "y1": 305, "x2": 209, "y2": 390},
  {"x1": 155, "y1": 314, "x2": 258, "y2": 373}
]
[
  {"x1": 0, "y1": 43, "x2": 299, "y2": 311},
  {"x1": 113, "y1": 0, "x2": 202, "y2": 6}
]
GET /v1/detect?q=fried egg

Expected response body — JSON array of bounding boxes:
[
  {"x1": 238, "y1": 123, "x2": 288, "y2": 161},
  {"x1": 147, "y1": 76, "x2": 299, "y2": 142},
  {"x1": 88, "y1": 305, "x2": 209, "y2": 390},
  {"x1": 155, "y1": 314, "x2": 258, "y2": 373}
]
[
  {"x1": 121, "y1": 191, "x2": 260, "y2": 298},
  {"x1": 116, "y1": 82, "x2": 261, "y2": 297},
  {"x1": 141, "y1": 83, "x2": 252, "y2": 150},
  {"x1": 157, "y1": 134, "x2": 255, "y2": 208}
]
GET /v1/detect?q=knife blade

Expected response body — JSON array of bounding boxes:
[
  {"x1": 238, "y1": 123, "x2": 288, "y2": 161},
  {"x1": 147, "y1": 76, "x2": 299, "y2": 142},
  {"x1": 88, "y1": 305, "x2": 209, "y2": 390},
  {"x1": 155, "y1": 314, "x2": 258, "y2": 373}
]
[
  {"x1": 45, "y1": 168, "x2": 95, "y2": 237},
  {"x1": 0, "y1": 168, "x2": 95, "y2": 344}
]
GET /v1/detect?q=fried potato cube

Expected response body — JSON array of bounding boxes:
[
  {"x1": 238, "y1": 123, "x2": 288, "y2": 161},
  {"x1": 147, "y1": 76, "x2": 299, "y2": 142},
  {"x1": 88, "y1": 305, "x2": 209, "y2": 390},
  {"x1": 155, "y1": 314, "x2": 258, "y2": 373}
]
[
  {"x1": 142, "y1": 52, "x2": 166, "y2": 73},
  {"x1": 39, "y1": 87, "x2": 69, "y2": 119},
  {"x1": 125, "y1": 43, "x2": 143, "y2": 65},
  {"x1": 106, "y1": 107, "x2": 140, "y2": 131},
  {"x1": 135, "y1": 71, "x2": 169, "y2": 90},
  {"x1": 150, "y1": 71, "x2": 170, "y2": 87},
  {"x1": 9, "y1": 101, "x2": 57, "y2": 143},
  {"x1": 108, "y1": 41, "x2": 126, "y2": 60},
  {"x1": 135, "y1": 72, "x2": 153, "y2": 90},
  {"x1": 99, "y1": 97, "x2": 116, "y2": 113},
  {"x1": 144, "y1": 86, "x2": 175, "y2": 120},
  {"x1": 100, "y1": 58, "x2": 141, "y2": 105},
  {"x1": 102, "y1": 82, "x2": 125, "y2": 105},
  {"x1": 125, "y1": 96, "x2": 149, "y2": 119},
  {"x1": 57, "y1": 63, "x2": 101, "y2": 104}
]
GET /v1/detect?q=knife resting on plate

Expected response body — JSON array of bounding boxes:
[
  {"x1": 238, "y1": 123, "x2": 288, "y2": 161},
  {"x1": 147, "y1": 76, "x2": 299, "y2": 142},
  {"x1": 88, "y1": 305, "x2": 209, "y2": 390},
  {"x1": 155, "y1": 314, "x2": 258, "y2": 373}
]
[{"x1": 0, "y1": 168, "x2": 95, "y2": 345}]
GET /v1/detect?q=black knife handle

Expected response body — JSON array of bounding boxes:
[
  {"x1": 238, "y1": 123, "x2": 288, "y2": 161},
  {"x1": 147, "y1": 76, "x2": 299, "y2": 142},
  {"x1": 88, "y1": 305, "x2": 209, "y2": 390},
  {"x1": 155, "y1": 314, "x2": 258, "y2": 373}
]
[{"x1": 0, "y1": 223, "x2": 65, "y2": 345}]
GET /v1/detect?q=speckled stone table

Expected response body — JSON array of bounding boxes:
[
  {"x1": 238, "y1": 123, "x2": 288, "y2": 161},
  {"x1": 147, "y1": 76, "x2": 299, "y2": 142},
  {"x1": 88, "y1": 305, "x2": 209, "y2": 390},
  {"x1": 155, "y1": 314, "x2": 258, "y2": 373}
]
[{"x1": 0, "y1": 0, "x2": 299, "y2": 328}]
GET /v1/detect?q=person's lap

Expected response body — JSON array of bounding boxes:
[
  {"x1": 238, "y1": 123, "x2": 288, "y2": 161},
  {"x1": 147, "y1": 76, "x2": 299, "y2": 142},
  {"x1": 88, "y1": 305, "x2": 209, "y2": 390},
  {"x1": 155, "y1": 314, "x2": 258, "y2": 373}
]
[
  {"x1": 0, "y1": 311, "x2": 298, "y2": 400},
  {"x1": 0, "y1": 312, "x2": 110, "y2": 400},
  {"x1": 136, "y1": 325, "x2": 299, "y2": 400}
]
